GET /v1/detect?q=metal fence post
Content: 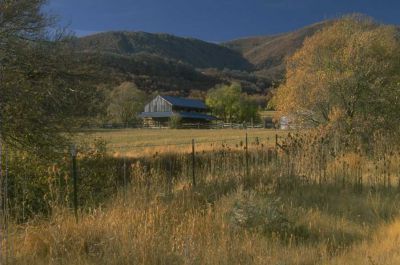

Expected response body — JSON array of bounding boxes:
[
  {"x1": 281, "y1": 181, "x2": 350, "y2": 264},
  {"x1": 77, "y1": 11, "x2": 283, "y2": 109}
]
[
  {"x1": 275, "y1": 134, "x2": 279, "y2": 162},
  {"x1": 0, "y1": 71, "x2": 4, "y2": 264},
  {"x1": 123, "y1": 154, "x2": 127, "y2": 201},
  {"x1": 192, "y1": 139, "x2": 196, "y2": 187},
  {"x1": 70, "y1": 145, "x2": 78, "y2": 224},
  {"x1": 167, "y1": 158, "x2": 173, "y2": 194},
  {"x1": 0, "y1": 137, "x2": 3, "y2": 264},
  {"x1": 245, "y1": 132, "x2": 249, "y2": 179},
  {"x1": 123, "y1": 126, "x2": 128, "y2": 201}
]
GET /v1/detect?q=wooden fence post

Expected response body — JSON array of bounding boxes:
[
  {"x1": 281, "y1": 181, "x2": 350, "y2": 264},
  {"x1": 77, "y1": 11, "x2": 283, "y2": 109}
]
[
  {"x1": 192, "y1": 139, "x2": 196, "y2": 187},
  {"x1": 70, "y1": 145, "x2": 78, "y2": 224}
]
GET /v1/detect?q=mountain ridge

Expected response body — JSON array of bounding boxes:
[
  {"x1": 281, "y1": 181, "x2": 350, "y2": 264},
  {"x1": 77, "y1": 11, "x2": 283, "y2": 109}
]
[
  {"x1": 223, "y1": 21, "x2": 333, "y2": 79},
  {"x1": 76, "y1": 31, "x2": 253, "y2": 71},
  {"x1": 74, "y1": 20, "x2": 335, "y2": 95}
]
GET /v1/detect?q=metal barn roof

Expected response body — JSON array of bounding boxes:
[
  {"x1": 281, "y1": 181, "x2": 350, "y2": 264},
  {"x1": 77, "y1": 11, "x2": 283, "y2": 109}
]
[{"x1": 161, "y1": 96, "x2": 207, "y2": 110}]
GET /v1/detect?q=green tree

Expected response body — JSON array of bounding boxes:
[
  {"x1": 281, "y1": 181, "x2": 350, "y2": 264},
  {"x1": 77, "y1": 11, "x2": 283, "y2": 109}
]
[
  {"x1": 206, "y1": 83, "x2": 242, "y2": 122},
  {"x1": 169, "y1": 114, "x2": 182, "y2": 129},
  {"x1": 107, "y1": 82, "x2": 147, "y2": 126},
  {"x1": 0, "y1": 0, "x2": 100, "y2": 154},
  {"x1": 273, "y1": 15, "x2": 400, "y2": 137},
  {"x1": 206, "y1": 83, "x2": 259, "y2": 123},
  {"x1": 238, "y1": 98, "x2": 260, "y2": 124}
]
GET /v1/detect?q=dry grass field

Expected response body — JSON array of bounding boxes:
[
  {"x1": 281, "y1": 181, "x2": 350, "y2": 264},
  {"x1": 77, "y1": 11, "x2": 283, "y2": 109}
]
[
  {"x1": 76, "y1": 128, "x2": 285, "y2": 157},
  {"x1": 8, "y1": 166, "x2": 400, "y2": 265},
  {"x1": 3, "y1": 129, "x2": 400, "y2": 265}
]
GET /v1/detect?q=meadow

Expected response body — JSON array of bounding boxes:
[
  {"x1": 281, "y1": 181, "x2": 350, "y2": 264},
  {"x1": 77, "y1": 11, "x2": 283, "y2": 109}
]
[
  {"x1": 2, "y1": 129, "x2": 400, "y2": 265},
  {"x1": 76, "y1": 128, "x2": 285, "y2": 157}
]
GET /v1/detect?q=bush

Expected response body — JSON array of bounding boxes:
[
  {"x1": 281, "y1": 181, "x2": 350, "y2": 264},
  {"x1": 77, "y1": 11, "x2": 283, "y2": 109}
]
[
  {"x1": 229, "y1": 191, "x2": 291, "y2": 235},
  {"x1": 169, "y1": 114, "x2": 182, "y2": 129}
]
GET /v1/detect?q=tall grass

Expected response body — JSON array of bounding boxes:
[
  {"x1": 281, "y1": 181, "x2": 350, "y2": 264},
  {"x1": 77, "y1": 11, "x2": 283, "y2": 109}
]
[{"x1": 1, "y1": 130, "x2": 400, "y2": 264}]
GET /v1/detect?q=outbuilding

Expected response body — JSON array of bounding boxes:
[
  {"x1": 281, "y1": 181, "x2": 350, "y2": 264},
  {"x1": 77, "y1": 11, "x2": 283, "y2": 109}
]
[{"x1": 140, "y1": 95, "x2": 217, "y2": 127}]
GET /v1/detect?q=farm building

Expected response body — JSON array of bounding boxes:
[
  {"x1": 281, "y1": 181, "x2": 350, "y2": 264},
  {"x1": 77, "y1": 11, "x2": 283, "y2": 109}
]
[{"x1": 140, "y1": 95, "x2": 217, "y2": 127}]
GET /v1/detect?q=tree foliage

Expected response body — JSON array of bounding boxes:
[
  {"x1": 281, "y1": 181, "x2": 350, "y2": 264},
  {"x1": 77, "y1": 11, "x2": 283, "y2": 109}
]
[
  {"x1": 0, "y1": 0, "x2": 100, "y2": 153},
  {"x1": 169, "y1": 114, "x2": 182, "y2": 129},
  {"x1": 273, "y1": 15, "x2": 400, "y2": 137},
  {"x1": 106, "y1": 82, "x2": 147, "y2": 126},
  {"x1": 206, "y1": 83, "x2": 259, "y2": 123}
]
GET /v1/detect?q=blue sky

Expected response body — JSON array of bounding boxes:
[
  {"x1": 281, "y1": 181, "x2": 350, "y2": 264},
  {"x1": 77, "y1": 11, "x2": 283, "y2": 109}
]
[{"x1": 47, "y1": 0, "x2": 400, "y2": 42}]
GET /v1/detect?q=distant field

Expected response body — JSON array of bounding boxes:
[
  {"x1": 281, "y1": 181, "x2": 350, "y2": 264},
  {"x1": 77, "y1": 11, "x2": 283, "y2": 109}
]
[
  {"x1": 259, "y1": 110, "x2": 278, "y2": 119},
  {"x1": 76, "y1": 128, "x2": 287, "y2": 157}
]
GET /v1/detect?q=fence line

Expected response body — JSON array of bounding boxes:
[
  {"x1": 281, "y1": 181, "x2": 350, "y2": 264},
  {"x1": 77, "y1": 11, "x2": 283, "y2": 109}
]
[
  {"x1": 85, "y1": 122, "x2": 268, "y2": 130},
  {"x1": 0, "y1": 131, "x2": 399, "y2": 264},
  {"x1": 0, "y1": 132, "x2": 292, "y2": 262},
  {"x1": 109, "y1": 137, "x2": 269, "y2": 150},
  {"x1": 49, "y1": 134, "x2": 284, "y2": 156},
  {"x1": 4, "y1": 132, "x2": 397, "y2": 226}
]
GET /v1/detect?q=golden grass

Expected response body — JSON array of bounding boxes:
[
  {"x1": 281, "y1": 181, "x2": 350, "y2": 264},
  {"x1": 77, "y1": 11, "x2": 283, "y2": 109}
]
[
  {"x1": 6, "y1": 176, "x2": 400, "y2": 265},
  {"x1": 259, "y1": 110, "x2": 278, "y2": 118},
  {"x1": 76, "y1": 128, "x2": 284, "y2": 157},
  {"x1": 327, "y1": 219, "x2": 400, "y2": 265},
  {"x1": 3, "y1": 130, "x2": 400, "y2": 264}
]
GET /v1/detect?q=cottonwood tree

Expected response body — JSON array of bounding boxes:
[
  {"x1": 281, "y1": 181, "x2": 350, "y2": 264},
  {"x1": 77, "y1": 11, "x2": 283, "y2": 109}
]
[
  {"x1": 0, "y1": 0, "x2": 100, "y2": 154},
  {"x1": 273, "y1": 15, "x2": 400, "y2": 138},
  {"x1": 206, "y1": 83, "x2": 259, "y2": 123},
  {"x1": 107, "y1": 82, "x2": 147, "y2": 126}
]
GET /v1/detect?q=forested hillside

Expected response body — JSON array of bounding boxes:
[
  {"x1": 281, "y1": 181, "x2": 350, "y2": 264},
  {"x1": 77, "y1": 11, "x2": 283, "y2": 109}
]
[
  {"x1": 75, "y1": 31, "x2": 252, "y2": 70},
  {"x1": 73, "y1": 22, "x2": 332, "y2": 95},
  {"x1": 92, "y1": 52, "x2": 219, "y2": 94},
  {"x1": 223, "y1": 21, "x2": 332, "y2": 80}
]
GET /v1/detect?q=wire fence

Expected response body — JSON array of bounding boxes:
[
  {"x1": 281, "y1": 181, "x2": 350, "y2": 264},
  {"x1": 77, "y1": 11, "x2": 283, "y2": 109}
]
[
  {"x1": 1, "y1": 131, "x2": 400, "y2": 263},
  {"x1": 0, "y1": 132, "x2": 282, "y2": 263},
  {"x1": 83, "y1": 121, "x2": 269, "y2": 130},
  {"x1": 49, "y1": 132, "x2": 280, "y2": 157}
]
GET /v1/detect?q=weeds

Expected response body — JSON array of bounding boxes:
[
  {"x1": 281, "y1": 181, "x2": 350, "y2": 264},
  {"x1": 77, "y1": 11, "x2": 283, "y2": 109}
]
[{"x1": 1, "y1": 130, "x2": 400, "y2": 264}]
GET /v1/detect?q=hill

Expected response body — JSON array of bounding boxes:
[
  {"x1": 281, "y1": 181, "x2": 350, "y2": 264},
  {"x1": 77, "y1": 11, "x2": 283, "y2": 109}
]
[
  {"x1": 76, "y1": 31, "x2": 252, "y2": 70},
  {"x1": 92, "y1": 52, "x2": 219, "y2": 94},
  {"x1": 223, "y1": 21, "x2": 332, "y2": 80},
  {"x1": 74, "y1": 21, "x2": 334, "y2": 95}
]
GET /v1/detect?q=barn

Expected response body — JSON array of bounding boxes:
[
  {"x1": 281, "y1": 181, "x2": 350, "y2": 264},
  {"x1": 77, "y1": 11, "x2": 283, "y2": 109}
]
[{"x1": 140, "y1": 95, "x2": 217, "y2": 127}]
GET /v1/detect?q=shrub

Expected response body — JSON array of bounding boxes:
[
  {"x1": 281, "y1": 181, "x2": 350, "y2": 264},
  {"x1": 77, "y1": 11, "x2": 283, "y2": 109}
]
[
  {"x1": 229, "y1": 190, "x2": 292, "y2": 236},
  {"x1": 169, "y1": 114, "x2": 182, "y2": 129}
]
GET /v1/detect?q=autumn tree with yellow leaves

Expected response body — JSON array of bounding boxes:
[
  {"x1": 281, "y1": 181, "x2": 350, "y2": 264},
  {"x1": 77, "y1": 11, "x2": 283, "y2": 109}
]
[{"x1": 273, "y1": 15, "x2": 400, "y2": 139}]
